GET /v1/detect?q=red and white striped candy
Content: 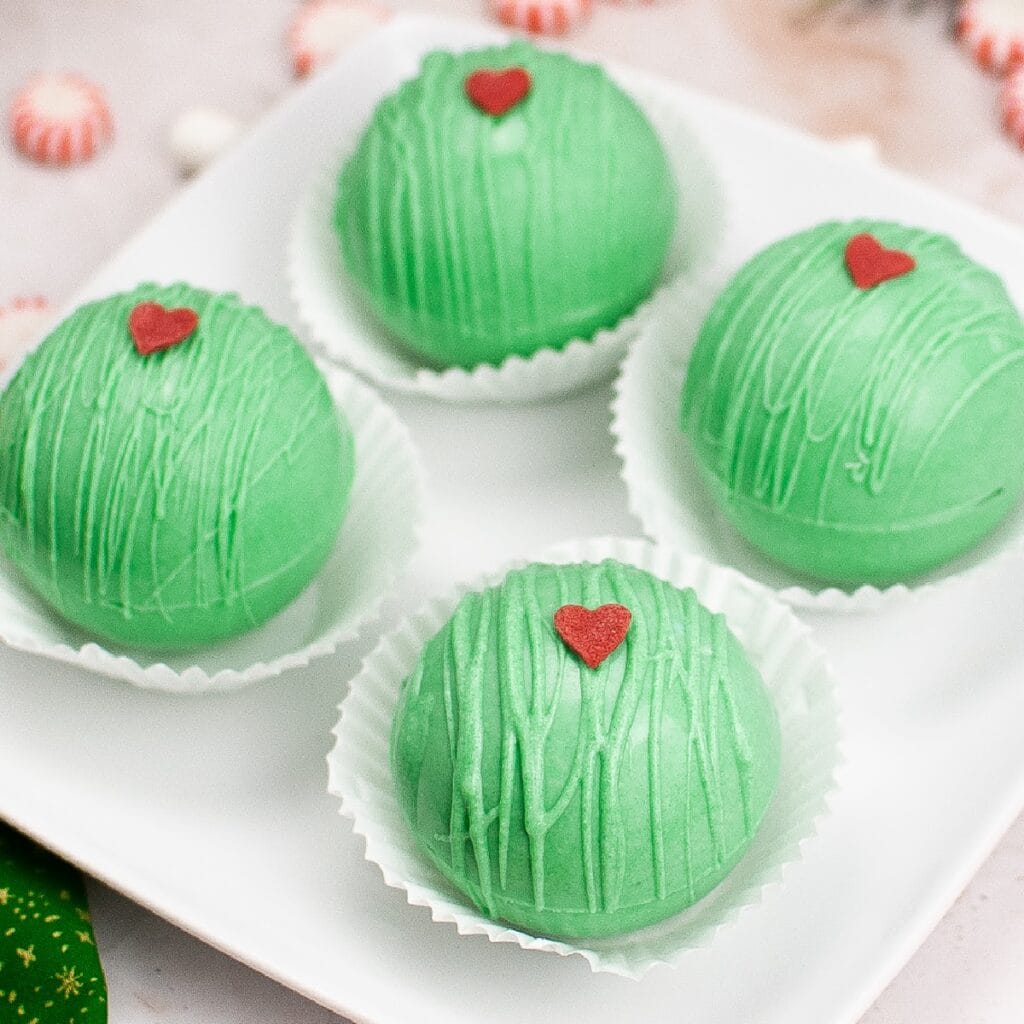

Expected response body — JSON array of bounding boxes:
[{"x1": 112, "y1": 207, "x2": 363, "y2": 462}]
[
  {"x1": 956, "y1": 0, "x2": 1024, "y2": 74},
  {"x1": 0, "y1": 297, "x2": 51, "y2": 371},
  {"x1": 490, "y1": 0, "x2": 593, "y2": 35},
  {"x1": 1001, "y1": 65, "x2": 1024, "y2": 148},
  {"x1": 289, "y1": 0, "x2": 391, "y2": 79},
  {"x1": 10, "y1": 73, "x2": 113, "y2": 166}
]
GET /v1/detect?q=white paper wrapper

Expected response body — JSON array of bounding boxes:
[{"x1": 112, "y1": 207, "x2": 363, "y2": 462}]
[
  {"x1": 611, "y1": 274, "x2": 1024, "y2": 612},
  {"x1": 328, "y1": 536, "x2": 841, "y2": 978},
  {"x1": 288, "y1": 71, "x2": 726, "y2": 403},
  {"x1": 0, "y1": 362, "x2": 424, "y2": 694}
]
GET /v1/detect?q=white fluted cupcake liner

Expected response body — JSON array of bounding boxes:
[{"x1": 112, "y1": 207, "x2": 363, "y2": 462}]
[
  {"x1": 328, "y1": 535, "x2": 841, "y2": 978},
  {"x1": 611, "y1": 275, "x2": 1024, "y2": 612},
  {"x1": 288, "y1": 71, "x2": 725, "y2": 403},
  {"x1": 0, "y1": 362, "x2": 424, "y2": 694}
]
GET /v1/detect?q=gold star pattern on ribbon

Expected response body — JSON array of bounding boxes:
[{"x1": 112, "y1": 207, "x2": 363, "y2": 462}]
[
  {"x1": 0, "y1": 824, "x2": 106, "y2": 1023},
  {"x1": 55, "y1": 965, "x2": 83, "y2": 999}
]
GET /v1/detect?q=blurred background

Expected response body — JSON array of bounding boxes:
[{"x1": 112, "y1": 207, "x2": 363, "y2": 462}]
[
  {"x1": 1, "y1": 2, "x2": 1022, "y2": 1022},
  {"x1": 4, "y1": 0, "x2": 1023, "y2": 305}
]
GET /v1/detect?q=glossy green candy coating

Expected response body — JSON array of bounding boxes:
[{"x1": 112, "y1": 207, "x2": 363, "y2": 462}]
[
  {"x1": 335, "y1": 42, "x2": 677, "y2": 369},
  {"x1": 682, "y1": 220, "x2": 1024, "y2": 586},
  {"x1": 0, "y1": 283, "x2": 354, "y2": 650},
  {"x1": 0, "y1": 824, "x2": 107, "y2": 1023},
  {"x1": 390, "y1": 560, "x2": 780, "y2": 939}
]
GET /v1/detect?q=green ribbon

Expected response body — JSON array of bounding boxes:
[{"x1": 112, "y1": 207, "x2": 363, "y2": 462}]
[{"x1": 0, "y1": 824, "x2": 107, "y2": 1023}]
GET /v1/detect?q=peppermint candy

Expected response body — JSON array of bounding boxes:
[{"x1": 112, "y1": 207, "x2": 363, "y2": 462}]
[
  {"x1": 957, "y1": 0, "x2": 1024, "y2": 74},
  {"x1": 289, "y1": 0, "x2": 391, "y2": 78},
  {"x1": 10, "y1": 73, "x2": 113, "y2": 166},
  {"x1": 490, "y1": 0, "x2": 593, "y2": 35}
]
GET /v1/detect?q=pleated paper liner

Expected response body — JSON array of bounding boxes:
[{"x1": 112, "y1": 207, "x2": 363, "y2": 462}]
[
  {"x1": 0, "y1": 361, "x2": 424, "y2": 694},
  {"x1": 328, "y1": 536, "x2": 841, "y2": 977},
  {"x1": 610, "y1": 275, "x2": 1024, "y2": 611},
  {"x1": 288, "y1": 70, "x2": 727, "y2": 403}
]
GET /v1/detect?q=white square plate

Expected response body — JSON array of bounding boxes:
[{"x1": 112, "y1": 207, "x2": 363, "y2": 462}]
[{"x1": 1, "y1": 15, "x2": 1023, "y2": 1024}]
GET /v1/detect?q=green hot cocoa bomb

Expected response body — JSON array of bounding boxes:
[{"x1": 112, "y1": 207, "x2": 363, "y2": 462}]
[
  {"x1": 681, "y1": 220, "x2": 1024, "y2": 586},
  {"x1": 0, "y1": 283, "x2": 354, "y2": 650},
  {"x1": 390, "y1": 559, "x2": 780, "y2": 939},
  {"x1": 335, "y1": 42, "x2": 677, "y2": 369}
]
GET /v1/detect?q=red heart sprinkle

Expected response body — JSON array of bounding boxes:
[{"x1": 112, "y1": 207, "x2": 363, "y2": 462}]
[
  {"x1": 465, "y1": 67, "x2": 532, "y2": 117},
  {"x1": 844, "y1": 233, "x2": 916, "y2": 290},
  {"x1": 128, "y1": 302, "x2": 199, "y2": 356},
  {"x1": 554, "y1": 604, "x2": 632, "y2": 670}
]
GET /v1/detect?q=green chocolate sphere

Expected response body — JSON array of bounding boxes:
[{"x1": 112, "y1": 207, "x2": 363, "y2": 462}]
[
  {"x1": 335, "y1": 43, "x2": 677, "y2": 369},
  {"x1": 390, "y1": 559, "x2": 780, "y2": 939},
  {"x1": 681, "y1": 220, "x2": 1024, "y2": 586},
  {"x1": 0, "y1": 283, "x2": 354, "y2": 650}
]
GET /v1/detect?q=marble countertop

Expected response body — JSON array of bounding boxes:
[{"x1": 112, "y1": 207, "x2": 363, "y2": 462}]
[{"x1": 2, "y1": 1, "x2": 1023, "y2": 1021}]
